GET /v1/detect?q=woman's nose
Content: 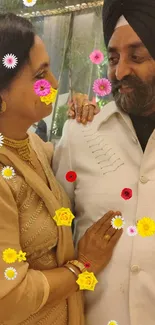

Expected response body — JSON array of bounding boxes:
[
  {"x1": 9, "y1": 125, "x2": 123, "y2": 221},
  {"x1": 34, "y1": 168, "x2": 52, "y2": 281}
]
[{"x1": 47, "y1": 71, "x2": 58, "y2": 89}]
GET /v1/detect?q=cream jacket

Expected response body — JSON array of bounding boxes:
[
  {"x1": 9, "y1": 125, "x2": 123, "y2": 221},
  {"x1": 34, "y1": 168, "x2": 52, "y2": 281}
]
[{"x1": 53, "y1": 101, "x2": 155, "y2": 325}]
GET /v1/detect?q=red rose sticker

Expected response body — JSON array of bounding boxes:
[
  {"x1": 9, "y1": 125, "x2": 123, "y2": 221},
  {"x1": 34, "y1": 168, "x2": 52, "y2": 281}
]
[
  {"x1": 121, "y1": 188, "x2": 132, "y2": 200},
  {"x1": 84, "y1": 262, "x2": 91, "y2": 269},
  {"x1": 65, "y1": 171, "x2": 77, "y2": 182}
]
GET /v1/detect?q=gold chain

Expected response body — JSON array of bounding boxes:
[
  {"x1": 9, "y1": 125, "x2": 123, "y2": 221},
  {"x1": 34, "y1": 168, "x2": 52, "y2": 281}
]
[{"x1": 3, "y1": 136, "x2": 35, "y2": 168}]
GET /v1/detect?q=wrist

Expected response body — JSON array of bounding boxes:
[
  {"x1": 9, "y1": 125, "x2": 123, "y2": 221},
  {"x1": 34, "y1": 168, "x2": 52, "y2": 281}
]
[
  {"x1": 66, "y1": 260, "x2": 86, "y2": 273},
  {"x1": 63, "y1": 264, "x2": 80, "y2": 292},
  {"x1": 77, "y1": 255, "x2": 93, "y2": 273}
]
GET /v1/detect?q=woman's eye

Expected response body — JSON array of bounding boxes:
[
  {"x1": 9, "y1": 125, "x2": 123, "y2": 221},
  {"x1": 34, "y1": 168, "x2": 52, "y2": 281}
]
[{"x1": 36, "y1": 72, "x2": 46, "y2": 79}]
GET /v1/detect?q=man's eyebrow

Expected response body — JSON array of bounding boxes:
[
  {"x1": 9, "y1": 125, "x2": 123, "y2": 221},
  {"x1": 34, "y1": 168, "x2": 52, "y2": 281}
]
[
  {"x1": 34, "y1": 61, "x2": 50, "y2": 75},
  {"x1": 108, "y1": 41, "x2": 145, "y2": 53}
]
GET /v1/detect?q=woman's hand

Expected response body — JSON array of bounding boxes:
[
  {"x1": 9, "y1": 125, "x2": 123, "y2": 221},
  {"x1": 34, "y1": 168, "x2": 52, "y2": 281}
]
[
  {"x1": 67, "y1": 92, "x2": 100, "y2": 124},
  {"x1": 77, "y1": 211, "x2": 123, "y2": 275}
]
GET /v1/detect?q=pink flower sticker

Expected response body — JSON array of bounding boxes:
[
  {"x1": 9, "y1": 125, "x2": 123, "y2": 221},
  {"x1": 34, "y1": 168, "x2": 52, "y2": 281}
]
[
  {"x1": 93, "y1": 78, "x2": 111, "y2": 97},
  {"x1": 34, "y1": 79, "x2": 51, "y2": 97},
  {"x1": 127, "y1": 226, "x2": 137, "y2": 237},
  {"x1": 2, "y1": 54, "x2": 18, "y2": 69},
  {"x1": 89, "y1": 50, "x2": 104, "y2": 65}
]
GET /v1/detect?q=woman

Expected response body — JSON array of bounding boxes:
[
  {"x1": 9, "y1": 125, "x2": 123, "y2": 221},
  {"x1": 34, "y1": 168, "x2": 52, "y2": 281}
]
[{"x1": 0, "y1": 13, "x2": 123, "y2": 325}]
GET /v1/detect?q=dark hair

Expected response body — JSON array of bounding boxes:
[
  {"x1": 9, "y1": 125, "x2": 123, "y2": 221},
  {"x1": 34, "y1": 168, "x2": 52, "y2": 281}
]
[{"x1": 0, "y1": 13, "x2": 35, "y2": 95}]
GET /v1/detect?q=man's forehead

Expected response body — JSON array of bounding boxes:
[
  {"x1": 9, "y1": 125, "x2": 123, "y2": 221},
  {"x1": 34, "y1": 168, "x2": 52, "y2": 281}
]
[{"x1": 108, "y1": 25, "x2": 145, "y2": 51}]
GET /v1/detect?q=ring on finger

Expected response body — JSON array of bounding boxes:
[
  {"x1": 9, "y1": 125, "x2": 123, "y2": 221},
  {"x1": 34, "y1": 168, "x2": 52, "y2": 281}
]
[
  {"x1": 104, "y1": 234, "x2": 111, "y2": 241},
  {"x1": 83, "y1": 103, "x2": 96, "y2": 109}
]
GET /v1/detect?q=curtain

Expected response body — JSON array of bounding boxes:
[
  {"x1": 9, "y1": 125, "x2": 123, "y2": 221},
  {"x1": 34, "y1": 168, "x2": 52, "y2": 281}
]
[
  {"x1": 32, "y1": 6, "x2": 108, "y2": 141},
  {"x1": 47, "y1": 5, "x2": 110, "y2": 142}
]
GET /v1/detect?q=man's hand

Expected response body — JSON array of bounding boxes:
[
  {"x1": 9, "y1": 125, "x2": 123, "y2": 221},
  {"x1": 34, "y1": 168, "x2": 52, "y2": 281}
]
[{"x1": 67, "y1": 93, "x2": 100, "y2": 124}]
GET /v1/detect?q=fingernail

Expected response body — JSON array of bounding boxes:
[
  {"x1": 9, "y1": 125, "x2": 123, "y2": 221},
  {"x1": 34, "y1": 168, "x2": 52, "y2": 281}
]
[{"x1": 82, "y1": 119, "x2": 86, "y2": 123}]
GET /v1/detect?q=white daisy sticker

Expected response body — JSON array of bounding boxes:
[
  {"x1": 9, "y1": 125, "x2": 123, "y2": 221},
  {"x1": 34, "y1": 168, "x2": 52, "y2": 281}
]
[
  {"x1": 111, "y1": 215, "x2": 125, "y2": 230},
  {"x1": 23, "y1": 0, "x2": 37, "y2": 7},
  {"x1": 127, "y1": 225, "x2": 137, "y2": 237},
  {"x1": 2, "y1": 54, "x2": 18, "y2": 69},
  {"x1": 0, "y1": 133, "x2": 4, "y2": 147},
  {"x1": 1, "y1": 166, "x2": 15, "y2": 179},
  {"x1": 4, "y1": 267, "x2": 17, "y2": 280}
]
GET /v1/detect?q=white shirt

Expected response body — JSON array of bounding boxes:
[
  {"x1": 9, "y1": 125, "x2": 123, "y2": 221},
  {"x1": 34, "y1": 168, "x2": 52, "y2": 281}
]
[{"x1": 53, "y1": 101, "x2": 155, "y2": 325}]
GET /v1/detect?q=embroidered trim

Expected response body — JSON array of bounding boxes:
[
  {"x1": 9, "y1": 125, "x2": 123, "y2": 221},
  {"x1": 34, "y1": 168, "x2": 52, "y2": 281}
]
[
  {"x1": 16, "y1": 183, "x2": 28, "y2": 205},
  {"x1": 20, "y1": 200, "x2": 44, "y2": 233},
  {"x1": 19, "y1": 190, "x2": 36, "y2": 213},
  {"x1": 23, "y1": 217, "x2": 54, "y2": 248},
  {"x1": 82, "y1": 128, "x2": 124, "y2": 176}
]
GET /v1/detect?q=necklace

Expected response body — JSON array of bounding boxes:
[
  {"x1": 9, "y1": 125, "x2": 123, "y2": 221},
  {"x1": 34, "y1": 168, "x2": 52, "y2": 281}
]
[{"x1": 3, "y1": 135, "x2": 35, "y2": 168}]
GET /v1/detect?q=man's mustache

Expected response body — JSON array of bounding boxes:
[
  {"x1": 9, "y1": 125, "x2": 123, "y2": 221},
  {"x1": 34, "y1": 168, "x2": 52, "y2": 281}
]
[{"x1": 112, "y1": 76, "x2": 141, "y2": 92}]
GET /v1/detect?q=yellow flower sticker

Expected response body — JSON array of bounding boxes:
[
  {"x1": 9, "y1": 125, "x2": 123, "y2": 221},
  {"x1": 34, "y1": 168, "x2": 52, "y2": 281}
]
[
  {"x1": 17, "y1": 250, "x2": 27, "y2": 262},
  {"x1": 53, "y1": 207, "x2": 75, "y2": 226},
  {"x1": 76, "y1": 271, "x2": 98, "y2": 291},
  {"x1": 1, "y1": 166, "x2": 15, "y2": 179},
  {"x1": 2, "y1": 248, "x2": 18, "y2": 264},
  {"x1": 4, "y1": 267, "x2": 17, "y2": 280},
  {"x1": 40, "y1": 87, "x2": 58, "y2": 105},
  {"x1": 107, "y1": 321, "x2": 118, "y2": 325},
  {"x1": 137, "y1": 217, "x2": 155, "y2": 237}
]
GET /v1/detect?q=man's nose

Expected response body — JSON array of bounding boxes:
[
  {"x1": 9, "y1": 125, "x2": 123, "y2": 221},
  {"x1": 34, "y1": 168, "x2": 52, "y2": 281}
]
[{"x1": 115, "y1": 59, "x2": 132, "y2": 81}]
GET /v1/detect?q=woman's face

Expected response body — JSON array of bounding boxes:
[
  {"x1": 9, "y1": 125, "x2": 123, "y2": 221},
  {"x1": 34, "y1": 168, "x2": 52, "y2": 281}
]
[{"x1": 1, "y1": 35, "x2": 58, "y2": 125}]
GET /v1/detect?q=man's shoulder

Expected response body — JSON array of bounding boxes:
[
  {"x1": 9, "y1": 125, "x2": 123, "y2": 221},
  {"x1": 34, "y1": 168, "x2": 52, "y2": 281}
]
[{"x1": 64, "y1": 100, "x2": 117, "y2": 134}]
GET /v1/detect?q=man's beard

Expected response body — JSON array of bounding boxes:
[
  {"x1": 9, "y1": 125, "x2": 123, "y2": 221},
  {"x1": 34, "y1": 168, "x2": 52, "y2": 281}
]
[{"x1": 112, "y1": 75, "x2": 155, "y2": 116}]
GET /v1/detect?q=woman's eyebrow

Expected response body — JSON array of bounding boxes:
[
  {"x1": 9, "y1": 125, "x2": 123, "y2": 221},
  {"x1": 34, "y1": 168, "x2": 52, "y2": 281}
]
[{"x1": 34, "y1": 61, "x2": 50, "y2": 75}]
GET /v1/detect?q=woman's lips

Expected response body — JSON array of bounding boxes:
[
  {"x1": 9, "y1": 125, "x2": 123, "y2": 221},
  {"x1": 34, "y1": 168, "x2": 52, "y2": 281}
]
[{"x1": 119, "y1": 86, "x2": 133, "y2": 94}]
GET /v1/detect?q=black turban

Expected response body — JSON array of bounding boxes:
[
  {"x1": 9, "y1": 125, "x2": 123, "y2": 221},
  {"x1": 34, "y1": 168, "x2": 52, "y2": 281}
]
[{"x1": 103, "y1": 0, "x2": 155, "y2": 59}]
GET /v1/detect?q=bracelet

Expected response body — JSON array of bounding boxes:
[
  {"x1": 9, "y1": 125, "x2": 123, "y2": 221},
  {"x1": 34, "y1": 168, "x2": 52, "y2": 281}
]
[
  {"x1": 64, "y1": 264, "x2": 98, "y2": 291},
  {"x1": 64, "y1": 265, "x2": 79, "y2": 278},
  {"x1": 66, "y1": 260, "x2": 86, "y2": 273}
]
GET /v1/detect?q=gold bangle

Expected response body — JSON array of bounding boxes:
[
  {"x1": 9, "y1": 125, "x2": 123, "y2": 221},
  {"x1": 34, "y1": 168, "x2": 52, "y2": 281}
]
[
  {"x1": 64, "y1": 265, "x2": 78, "y2": 278},
  {"x1": 66, "y1": 260, "x2": 86, "y2": 273}
]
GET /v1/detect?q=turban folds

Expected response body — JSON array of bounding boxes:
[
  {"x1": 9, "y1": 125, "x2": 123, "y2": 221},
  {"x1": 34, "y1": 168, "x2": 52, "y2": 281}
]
[{"x1": 102, "y1": 0, "x2": 155, "y2": 59}]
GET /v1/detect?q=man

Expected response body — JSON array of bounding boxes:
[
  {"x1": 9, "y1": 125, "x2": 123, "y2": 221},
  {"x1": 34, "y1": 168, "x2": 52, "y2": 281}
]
[{"x1": 53, "y1": 0, "x2": 155, "y2": 324}]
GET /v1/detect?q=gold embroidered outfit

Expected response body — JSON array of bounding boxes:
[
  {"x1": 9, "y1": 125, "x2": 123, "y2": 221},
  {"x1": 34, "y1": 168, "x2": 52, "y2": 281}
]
[{"x1": 0, "y1": 132, "x2": 84, "y2": 325}]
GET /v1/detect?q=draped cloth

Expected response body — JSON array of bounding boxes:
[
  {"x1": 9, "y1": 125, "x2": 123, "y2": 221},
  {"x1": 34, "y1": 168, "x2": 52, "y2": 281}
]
[{"x1": 102, "y1": 0, "x2": 155, "y2": 59}]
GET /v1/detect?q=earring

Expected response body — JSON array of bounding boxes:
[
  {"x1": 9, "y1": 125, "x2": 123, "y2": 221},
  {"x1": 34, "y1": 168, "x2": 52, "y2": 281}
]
[{"x1": 0, "y1": 100, "x2": 6, "y2": 113}]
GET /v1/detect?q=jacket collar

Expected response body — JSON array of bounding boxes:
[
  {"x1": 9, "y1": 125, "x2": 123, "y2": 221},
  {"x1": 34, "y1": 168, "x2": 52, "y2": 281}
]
[{"x1": 93, "y1": 101, "x2": 136, "y2": 136}]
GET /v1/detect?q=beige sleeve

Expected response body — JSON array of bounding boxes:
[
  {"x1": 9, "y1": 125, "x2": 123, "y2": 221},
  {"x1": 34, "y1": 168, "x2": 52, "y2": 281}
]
[
  {"x1": 52, "y1": 120, "x2": 75, "y2": 209},
  {"x1": 0, "y1": 176, "x2": 50, "y2": 324}
]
